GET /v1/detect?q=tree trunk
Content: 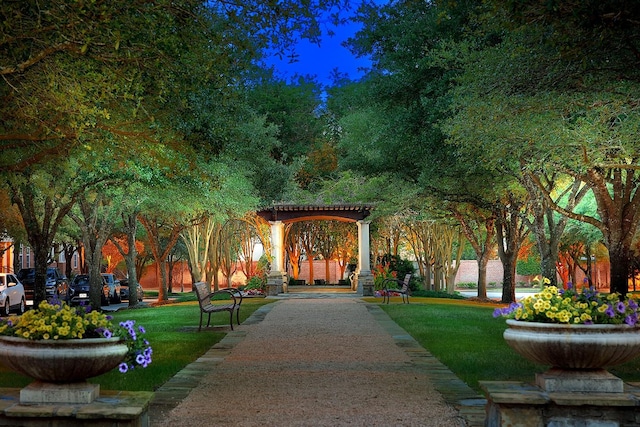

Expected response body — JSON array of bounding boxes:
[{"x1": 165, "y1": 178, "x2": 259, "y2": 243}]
[
  {"x1": 157, "y1": 260, "x2": 168, "y2": 301},
  {"x1": 495, "y1": 193, "x2": 529, "y2": 304},
  {"x1": 501, "y1": 257, "x2": 517, "y2": 303},
  {"x1": 123, "y1": 213, "x2": 140, "y2": 307},
  {"x1": 308, "y1": 257, "x2": 314, "y2": 284},
  {"x1": 33, "y1": 245, "x2": 51, "y2": 305},
  {"x1": 477, "y1": 256, "x2": 488, "y2": 299},
  {"x1": 609, "y1": 247, "x2": 630, "y2": 296}
]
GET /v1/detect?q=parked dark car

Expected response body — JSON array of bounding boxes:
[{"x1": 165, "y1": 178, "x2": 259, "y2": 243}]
[
  {"x1": 101, "y1": 273, "x2": 122, "y2": 304},
  {"x1": 17, "y1": 267, "x2": 69, "y2": 307},
  {"x1": 68, "y1": 275, "x2": 110, "y2": 306},
  {"x1": 119, "y1": 278, "x2": 144, "y2": 302}
]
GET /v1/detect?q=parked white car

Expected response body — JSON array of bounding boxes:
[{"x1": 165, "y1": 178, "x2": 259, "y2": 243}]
[{"x1": 0, "y1": 273, "x2": 26, "y2": 316}]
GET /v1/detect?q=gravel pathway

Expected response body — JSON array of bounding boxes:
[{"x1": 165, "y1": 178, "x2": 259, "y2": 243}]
[{"x1": 155, "y1": 298, "x2": 465, "y2": 426}]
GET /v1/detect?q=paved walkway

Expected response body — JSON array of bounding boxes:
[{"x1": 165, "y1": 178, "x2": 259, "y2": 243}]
[{"x1": 150, "y1": 295, "x2": 486, "y2": 426}]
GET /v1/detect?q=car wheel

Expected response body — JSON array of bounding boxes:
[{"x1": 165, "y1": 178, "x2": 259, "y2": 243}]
[
  {"x1": 18, "y1": 298, "x2": 25, "y2": 314},
  {"x1": 3, "y1": 299, "x2": 10, "y2": 316}
]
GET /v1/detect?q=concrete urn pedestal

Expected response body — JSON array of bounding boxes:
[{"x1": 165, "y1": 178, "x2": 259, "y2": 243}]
[
  {"x1": 483, "y1": 320, "x2": 640, "y2": 426},
  {"x1": 0, "y1": 336, "x2": 152, "y2": 426}
]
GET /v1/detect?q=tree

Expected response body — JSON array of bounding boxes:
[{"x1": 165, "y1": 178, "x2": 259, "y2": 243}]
[
  {"x1": 315, "y1": 221, "x2": 341, "y2": 283},
  {"x1": 236, "y1": 216, "x2": 261, "y2": 280},
  {"x1": 285, "y1": 222, "x2": 304, "y2": 281},
  {"x1": 4, "y1": 162, "x2": 83, "y2": 304},
  {"x1": 217, "y1": 221, "x2": 242, "y2": 288},
  {"x1": 451, "y1": 205, "x2": 496, "y2": 299},
  {"x1": 68, "y1": 191, "x2": 121, "y2": 308},
  {"x1": 444, "y1": 5, "x2": 640, "y2": 294},
  {"x1": 1, "y1": 0, "x2": 346, "y2": 305},
  {"x1": 110, "y1": 221, "x2": 145, "y2": 308},
  {"x1": 103, "y1": 239, "x2": 125, "y2": 274},
  {"x1": 181, "y1": 216, "x2": 219, "y2": 285},
  {"x1": 520, "y1": 173, "x2": 587, "y2": 287},
  {"x1": 332, "y1": 222, "x2": 357, "y2": 280},
  {"x1": 1, "y1": 0, "x2": 346, "y2": 169},
  {"x1": 137, "y1": 214, "x2": 186, "y2": 302},
  {"x1": 299, "y1": 222, "x2": 319, "y2": 284},
  {"x1": 432, "y1": 223, "x2": 465, "y2": 293},
  {"x1": 494, "y1": 191, "x2": 530, "y2": 303},
  {"x1": 404, "y1": 219, "x2": 436, "y2": 291}
]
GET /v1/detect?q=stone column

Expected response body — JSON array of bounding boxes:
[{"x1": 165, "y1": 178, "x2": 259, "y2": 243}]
[
  {"x1": 355, "y1": 220, "x2": 374, "y2": 296},
  {"x1": 266, "y1": 220, "x2": 286, "y2": 295}
]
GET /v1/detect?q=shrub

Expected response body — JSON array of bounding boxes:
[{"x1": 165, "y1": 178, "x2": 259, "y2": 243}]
[
  {"x1": 373, "y1": 253, "x2": 417, "y2": 290},
  {"x1": 244, "y1": 275, "x2": 265, "y2": 291},
  {"x1": 457, "y1": 282, "x2": 477, "y2": 289}
]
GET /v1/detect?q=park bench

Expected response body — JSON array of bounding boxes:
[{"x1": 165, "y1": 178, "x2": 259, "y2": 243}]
[
  {"x1": 383, "y1": 273, "x2": 412, "y2": 304},
  {"x1": 193, "y1": 282, "x2": 242, "y2": 331}
]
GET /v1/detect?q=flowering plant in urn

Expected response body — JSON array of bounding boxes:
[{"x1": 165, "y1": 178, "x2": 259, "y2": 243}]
[
  {"x1": 0, "y1": 300, "x2": 152, "y2": 374},
  {"x1": 493, "y1": 277, "x2": 639, "y2": 325}
]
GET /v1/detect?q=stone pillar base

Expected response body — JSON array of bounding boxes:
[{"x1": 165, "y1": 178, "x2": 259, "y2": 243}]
[
  {"x1": 21, "y1": 381, "x2": 99, "y2": 404},
  {"x1": 266, "y1": 272, "x2": 285, "y2": 296},
  {"x1": 536, "y1": 368, "x2": 623, "y2": 393},
  {"x1": 0, "y1": 387, "x2": 152, "y2": 427},
  {"x1": 355, "y1": 272, "x2": 374, "y2": 296},
  {"x1": 481, "y1": 379, "x2": 640, "y2": 427}
]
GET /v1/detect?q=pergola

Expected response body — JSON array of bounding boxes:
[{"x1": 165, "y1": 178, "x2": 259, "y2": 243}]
[{"x1": 256, "y1": 204, "x2": 375, "y2": 295}]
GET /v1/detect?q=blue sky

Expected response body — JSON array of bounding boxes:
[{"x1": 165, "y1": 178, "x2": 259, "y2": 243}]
[{"x1": 264, "y1": 19, "x2": 371, "y2": 87}]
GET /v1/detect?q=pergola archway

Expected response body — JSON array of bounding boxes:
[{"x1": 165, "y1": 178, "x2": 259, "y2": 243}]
[{"x1": 256, "y1": 204, "x2": 375, "y2": 296}]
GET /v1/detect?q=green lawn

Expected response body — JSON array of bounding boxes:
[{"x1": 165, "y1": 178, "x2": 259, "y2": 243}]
[
  {"x1": 0, "y1": 297, "x2": 274, "y2": 391},
  {"x1": 376, "y1": 297, "x2": 640, "y2": 393}
]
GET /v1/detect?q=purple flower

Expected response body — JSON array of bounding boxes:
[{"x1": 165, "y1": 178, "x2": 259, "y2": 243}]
[
  {"x1": 118, "y1": 363, "x2": 128, "y2": 373},
  {"x1": 138, "y1": 326, "x2": 146, "y2": 334},
  {"x1": 566, "y1": 282, "x2": 573, "y2": 290},
  {"x1": 102, "y1": 329, "x2": 112, "y2": 339},
  {"x1": 616, "y1": 301, "x2": 626, "y2": 314},
  {"x1": 628, "y1": 299, "x2": 638, "y2": 310},
  {"x1": 625, "y1": 314, "x2": 638, "y2": 326},
  {"x1": 79, "y1": 302, "x2": 92, "y2": 313},
  {"x1": 605, "y1": 305, "x2": 616, "y2": 318},
  {"x1": 136, "y1": 354, "x2": 146, "y2": 365}
]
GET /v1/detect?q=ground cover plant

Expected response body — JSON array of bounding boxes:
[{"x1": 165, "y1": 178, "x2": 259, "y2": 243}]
[
  {"x1": 0, "y1": 298, "x2": 273, "y2": 391},
  {"x1": 376, "y1": 297, "x2": 640, "y2": 393}
]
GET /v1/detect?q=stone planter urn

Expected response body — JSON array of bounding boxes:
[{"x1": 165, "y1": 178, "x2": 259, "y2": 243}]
[
  {"x1": 503, "y1": 319, "x2": 640, "y2": 392},
  {"x1": 0, "y1": 336, "x2": 127, "y2": 403}
]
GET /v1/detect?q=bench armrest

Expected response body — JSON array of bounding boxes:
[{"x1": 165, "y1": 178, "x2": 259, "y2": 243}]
[
  {"x1": 210, "y1": 289, "x2": 239, "y2": 305},
  {"x1": 224, "y1": 287, "x2": 243, "y2": 306}
]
